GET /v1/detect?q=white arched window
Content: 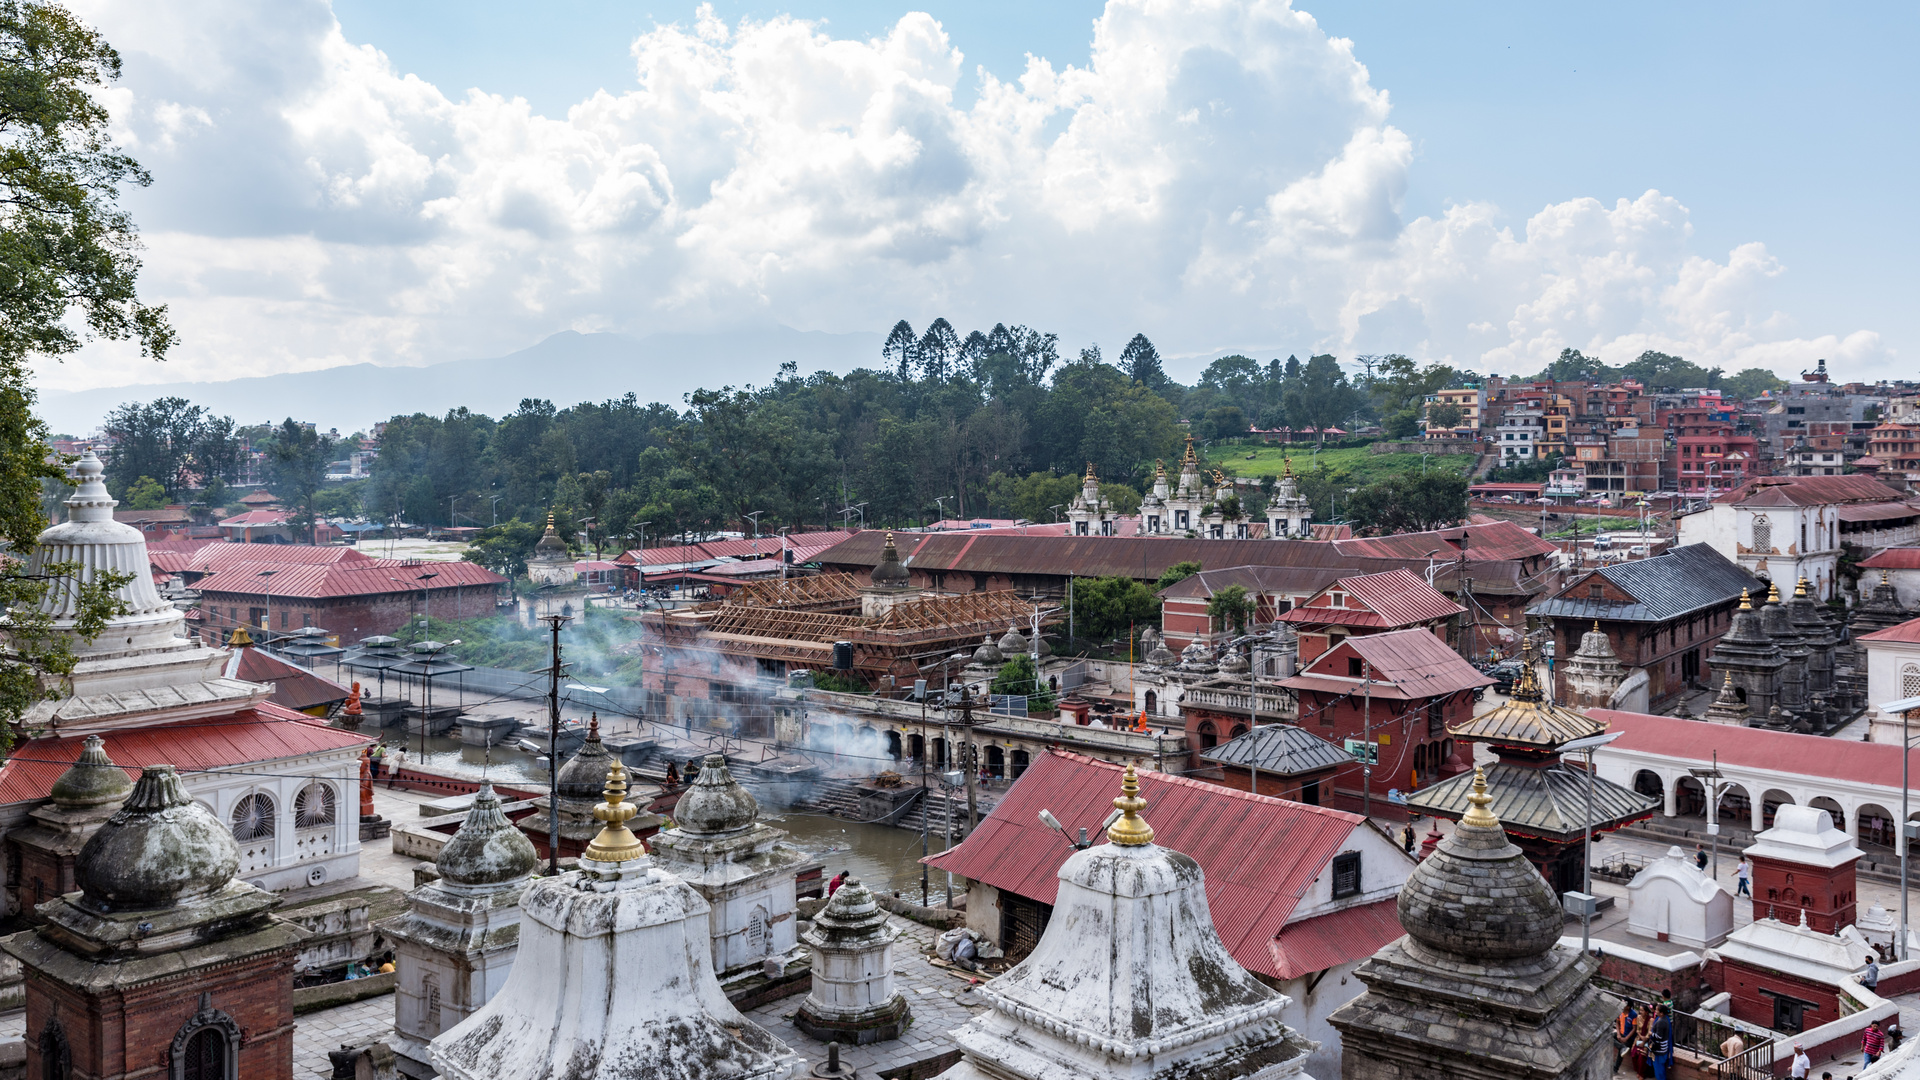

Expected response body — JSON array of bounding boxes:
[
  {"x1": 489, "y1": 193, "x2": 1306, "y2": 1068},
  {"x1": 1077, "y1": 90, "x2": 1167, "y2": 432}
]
[
  {"x1": 1751, "y1": 515, "x2": 1771, "y2": 553},
  {"x1": 294, "y1": 782, "x2": 336, "y2": 828},
  {"x1": 1903, "y1": 664, "x2": 1920, "y2": 699},
  {"x1": 230, "y1": 793, "x2": 275, "y2": 842}
]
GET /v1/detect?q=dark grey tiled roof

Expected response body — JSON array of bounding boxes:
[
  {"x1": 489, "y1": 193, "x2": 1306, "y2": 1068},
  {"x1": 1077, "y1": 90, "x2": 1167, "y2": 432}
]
[
  {"x1": 1199, "y1": 723, "x2": 1351, "y2": 777},
  {"x1": 1527, "y1": 543, "x2": 1761, "y2": 625},
  {"x1": 1406, "y1": 759, "x2": 1657, "y2": 840}
]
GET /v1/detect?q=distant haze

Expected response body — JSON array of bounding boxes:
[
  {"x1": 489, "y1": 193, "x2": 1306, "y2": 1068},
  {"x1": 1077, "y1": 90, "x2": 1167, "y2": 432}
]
[{"x1": 35, "y1": 327, "x2": 883, "y2": 436}]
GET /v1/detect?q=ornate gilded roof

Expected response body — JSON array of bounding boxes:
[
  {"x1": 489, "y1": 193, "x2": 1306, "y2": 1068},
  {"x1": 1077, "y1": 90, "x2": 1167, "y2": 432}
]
[{"x1": 1445, "y1": 641, "x2": 1605, "y2": 749}]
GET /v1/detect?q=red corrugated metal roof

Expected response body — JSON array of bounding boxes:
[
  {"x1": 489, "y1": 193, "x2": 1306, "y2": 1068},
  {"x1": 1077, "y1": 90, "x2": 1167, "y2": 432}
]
[
  {"x1": 1334, "y1": 520, "x2": 1556, "y2": 562},
  {"x1": 230, "y1": 648, "x2": 351, "y2": 712},
  {"x1": 1347, "y1": 628, "x2": 1495, "y2": 698},
  {"x1": 174, "y1": 542, "x2": 373, "y2": 574},
  {"x1": 1342, "y1": 568, "x2": 1465, "y2": 625},
  {"x1": 196, "y1": 558, "x2": 504, "y2": 600},
  {"x1": 1587, "y1": 708, "x2": 1920, "y2": 790},
  {"x1": 1268, "y1": 898, "x2": 1404, "y2": 979},
  {"x1": 1838, "y1": 502, "x2": 1920, "y2": 523},
  {"x1": 923, "y1": 750, "x2": 1363, "y2": 980},
  {"x1": 218, "y1": 510, "x2": 293, "y2": 526},
  {"x1": 1862, "y1": 549, "x2": 1920, "y2": 570},
  {"x1": 0, "y1": 704, "x2": 373, "y2": 805}
]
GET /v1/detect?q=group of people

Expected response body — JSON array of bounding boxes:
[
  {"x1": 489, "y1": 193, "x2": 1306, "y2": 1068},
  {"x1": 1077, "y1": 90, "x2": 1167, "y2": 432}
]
[
  {"x1": 366, "y1": 741, "x2": 407, "y2": 784},
  {"x1": 1616, "y1": 1001, "x2": 1677, "y2": 1078},
  {"x1": 1690, "y1": 844, "x2": 1754, "y2": 897}
]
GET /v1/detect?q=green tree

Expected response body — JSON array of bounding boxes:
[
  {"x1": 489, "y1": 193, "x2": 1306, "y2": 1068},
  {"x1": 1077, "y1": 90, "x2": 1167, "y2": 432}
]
[
  {"x1": 1068, "y1": 575, "x2": 1159, "y2": 642},
  {"x1": 1426, "y1": 402, "x2": 1464, "y2": 431},
  {"x1": 1206, "y1": 584, "x2": 1254, "y2": 635},
  {"x1": 1343, "y1": 472, "x2": 1469, "y2": 534},
  {"x1": 1723, "y1": 367, "x2": 1788, "y2": 400},
  {"x1": 990, "y1": 653, "x2": 1054, "y2": 711},
  {"x1": 1155, "y1": 560, "x2": 1203, "y2": 590},
  {"x1": 1282, "y1": 355, "x2": 1362, "y2": 443},
  {"x1": 0, "y1": 1, "x2": 170, "y2": 744},
  {"x1": 121, "y1": 474, "x2": 165, "y2": 509},
  {"x1": 464, "y1": 519, "x2": 541, "y2": 579},
  {"x1": 1120, "y1": 333, "x2": 1167, "y2": 389},
  {"x1": 985, "y1": 470, "x2": 1079, "y2": 523},
  {"x1": 267, "y1": 418, "x2": 334, "y2": 544}
]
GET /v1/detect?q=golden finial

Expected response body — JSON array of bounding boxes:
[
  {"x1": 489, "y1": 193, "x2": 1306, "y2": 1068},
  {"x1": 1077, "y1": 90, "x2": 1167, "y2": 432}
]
[
  {"x1": 1460, "y1": 765, "x2": 1500, "y2": 828},
  {"x1": 1283, "y1": 456, "x2": 1293, "y2": 477},
  {"x1": 228, "y1": 624, "x2": 254, "y2": 648},
  {"x1": 583, "y1": 761, "x2": 647, "y2": 862},
  {"x1": 1767, "y1": 580, "x2": 1781, "y2": 603},
  {"x1": 1884, "y1": 569, "x2": 1894, "y2": 586},
  {"x1": 1795, "y1": 576, "x2": 1810, "y2": 598},
  {"x1": 1738, "y1": 587, "x2": 1752, "y2": 611},
  {"x1": 1106, "y1": 765, "x2": 1155, "y2": 846},
  {"x1": 1508, "y1": 638, "x2": 1542, "y2": 703},
  {"x1": 1085, "y1": 461, "x2": 1097, "y2": 480},
  {"x1": 1182, "y1": 435, "x2": 1198, "y2": 465},
  {"x1": 545, "y1": 512, "x2": 555, "y2": 530},
  {"x1": 1592, "y1": 619, "x2": 1601, "y2": 632},
  {"x1": 1155, "y1": 459, "x2": 1166, "y2": 478}
]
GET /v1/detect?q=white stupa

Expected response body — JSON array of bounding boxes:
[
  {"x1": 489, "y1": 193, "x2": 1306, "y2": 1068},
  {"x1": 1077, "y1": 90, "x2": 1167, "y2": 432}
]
[
  {"x1": 429, "y1": 760, "x2": 804, "y2": 1080},
  {"x1": 935, "y1": 766, "x2": 1317, "y2": 1080},
  {"x1": 1627, "y1": 845, "x2": 1733, "y2": 949},
  {"x1": 14, "y1": 448, "x2": 265, "y2": 732}
]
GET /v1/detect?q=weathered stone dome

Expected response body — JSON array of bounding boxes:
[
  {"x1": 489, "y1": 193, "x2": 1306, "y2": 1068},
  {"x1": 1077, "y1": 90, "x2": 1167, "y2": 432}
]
[
  {"x1": 49, "y1": 734, "x2": 133, "y2": 808},
  {"x1": 673, "y1": 754, "x2": 758, "y2": 836},
  {"x1": 554, "y1": 715, "x2": 612, "y2": 801},
  {"x1": 870, "y1": 531, "x2": 910, "y2": 588},
  {"x1": 437, "y1": 782, "x2": 539, "y2": 887},
  {"x1": 74, "y1": 765, "x2": 239, "y2": 913},
  {"x1": 1218, "y1": 647, "x2": 1250, "y2": 675},
  {"x1": 997, "y1": 625, "x2": 1027, "y2": 655},
  {"x1": 532, "y1": 512, "x2": 568, "y2": 558},
  {"x1": 1398, "y1": 768, "x2": 1561, "y2": 960},
  {"x1": 972, "y1": 635, "x2": 1003, "y2": 666},
  {"x1": 807, "y1": 876, "x2": 890, "y2": 944}
]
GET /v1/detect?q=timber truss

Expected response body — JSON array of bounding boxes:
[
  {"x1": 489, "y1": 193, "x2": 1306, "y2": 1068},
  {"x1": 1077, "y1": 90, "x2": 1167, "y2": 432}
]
[{"x1": 732, "y1": 572, "x2": 862, "y2": 612}]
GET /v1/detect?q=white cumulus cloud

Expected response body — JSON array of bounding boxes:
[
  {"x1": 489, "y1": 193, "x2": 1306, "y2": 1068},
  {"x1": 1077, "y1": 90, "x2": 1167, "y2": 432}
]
[{"x1": 43, "y1": 0, "x2": 1887, "y2": 395}]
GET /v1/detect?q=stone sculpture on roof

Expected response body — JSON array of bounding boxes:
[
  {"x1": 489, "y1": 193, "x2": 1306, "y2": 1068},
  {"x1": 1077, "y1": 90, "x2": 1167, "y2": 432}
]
[
  {"x1": 431, "y1": 760, "x2": 805, "y2": 1080},
  {"x1": 933, "y1": 765, "x2": 1317, "y2": 1080},
  {"x1": 1065, "y1": 462, "x2": 1118, "y2": 536},
  {"x1": 1267, "y1": 456, "x2": 1313, "y2": 539},
  {"x1": 1331, "y1": 768, "x2": 1617, "y2": 1080}
]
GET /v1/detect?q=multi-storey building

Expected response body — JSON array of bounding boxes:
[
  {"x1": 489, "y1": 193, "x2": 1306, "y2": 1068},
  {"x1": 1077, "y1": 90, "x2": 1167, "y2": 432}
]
[
  {"x1": 1421, "y1": 385, "x2": 1486, "y2": 439},
  {"x1": 1495, "y1": 407, "x2": 1544, "y2": 461}
]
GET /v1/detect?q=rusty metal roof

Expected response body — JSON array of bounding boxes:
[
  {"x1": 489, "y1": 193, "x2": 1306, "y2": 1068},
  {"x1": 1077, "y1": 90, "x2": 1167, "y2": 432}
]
[
  {"x1": 1155, "y1": 564, "x2": 1346, "y2": 601},
  {"x1": 1199, "y1": 723, "x2": 1351, "y2": 776},
  {"x1": 1342, "y1": 569, "x2": 1468, "y2": 627},
  {"x1": 1334, "y1": 519, "x2": 1558, "y2": 562},
  {"x1": 1347, "y1": 629, "x2": 1495, "y2": 699},
  {"x1": 1713, "y1": 474, "x2": 1907, "y2": 506}
]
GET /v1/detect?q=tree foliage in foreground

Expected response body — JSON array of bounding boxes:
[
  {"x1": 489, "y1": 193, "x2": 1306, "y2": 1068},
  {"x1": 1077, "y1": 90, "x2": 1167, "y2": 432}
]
[{"x1": 0, "y1": 0, "x2": 166, "y2": 743}]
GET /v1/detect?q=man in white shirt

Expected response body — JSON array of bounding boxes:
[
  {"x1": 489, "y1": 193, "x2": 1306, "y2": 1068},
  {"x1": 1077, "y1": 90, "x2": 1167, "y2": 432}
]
[{"x1": 1788, "y1": 1042, "x2": 1810, "y2": 1078}]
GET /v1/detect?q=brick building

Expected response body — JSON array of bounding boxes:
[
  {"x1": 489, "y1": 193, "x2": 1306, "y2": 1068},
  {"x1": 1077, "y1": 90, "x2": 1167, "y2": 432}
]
[
  {"x1": 1275, "y1": 568, "x2": 1465, "y2": 665},
  {"x1": 183, "y1": 547, "x2": 505, "y2": 640},
  {"x1": 1278, "y1": 626, "x2": 1492, "y2": 802},
  {"x1": 1154, "y1": 564, "x2": 1343, "y2": 653},
  {"x1": 1529, "y1": 543, "x2": 1761, "y2": 710}
]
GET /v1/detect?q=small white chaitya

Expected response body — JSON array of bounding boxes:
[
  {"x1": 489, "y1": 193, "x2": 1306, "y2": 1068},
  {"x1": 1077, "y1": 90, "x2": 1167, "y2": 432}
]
[
  {"x1": 650, "y1": 755, "x2": 809, "y2": 978},
  {"x1": 431, "y1": 762, "x2": 804, "y2": 1080},
  {"x1": 794, "y1": 877, "x2": 910, "y2": 1044},
  {"x1": 381, "y1": 782, "x2": 540, "y2": 1079},
  {"x1": 1627, "y1": 846, "x2": 1733, "y2": 949},
  {"x1": 935, "y1": 766, "x2": 1316, "y2": 1080}
]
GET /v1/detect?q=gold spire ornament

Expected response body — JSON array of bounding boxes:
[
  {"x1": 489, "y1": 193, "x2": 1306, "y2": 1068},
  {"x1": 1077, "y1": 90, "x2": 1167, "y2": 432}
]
[
  {"x1": 1106, "y1": 765, "x2": 1155, "y2": 846},
  {"x1": 1085, "y1": 461, "x2": 1097, "y2": 480},
  {"x1": 1767, "y1": 581, "x2": 1781, "y2": 603},
  {"x1": 1738, "y1": 587, "x2": 1752, "y2": 611},
  {"x1": 1795, "y1": 576, "x2": 1810, "y2": 598},
  {"x1": 1508, "y1": 638, "x2": 1543, "y2": 703},
  {"x1": 1460, "y1": 766, "x2": 1500, "y2": 828},
  {"x1": 583, "y1": 761, "x2": 647, "y2": 862},
  {"x1": 228, "y1": 625, "x2": 254, "y2": 648},
  {"x1": 1283, "y1": 456, "x2": 1293, "y2": 477}
]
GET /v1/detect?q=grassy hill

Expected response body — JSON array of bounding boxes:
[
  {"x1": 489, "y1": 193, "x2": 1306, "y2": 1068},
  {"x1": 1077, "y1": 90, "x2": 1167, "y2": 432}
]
[{"x1": 1204, "y1": 443, "x2": 1475, "y2": 484}]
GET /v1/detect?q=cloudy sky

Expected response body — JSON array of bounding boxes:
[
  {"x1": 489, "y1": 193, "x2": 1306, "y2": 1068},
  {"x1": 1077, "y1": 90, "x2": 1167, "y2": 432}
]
[{"x1": 45, "y1": 0, "x2": 1918, "y2": 395}]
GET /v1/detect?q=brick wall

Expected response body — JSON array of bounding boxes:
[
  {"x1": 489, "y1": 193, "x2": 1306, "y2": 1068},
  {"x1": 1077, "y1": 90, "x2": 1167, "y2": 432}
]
[{"x1": 198, "y1": 582, "x2": 503, "y2": 639}]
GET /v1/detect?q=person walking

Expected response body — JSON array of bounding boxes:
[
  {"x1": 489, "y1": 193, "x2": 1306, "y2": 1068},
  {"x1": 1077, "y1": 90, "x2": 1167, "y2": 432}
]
[
  {"x1": 1719, "y1": 1028, "x2": 1745, "y2": 1061},
  {"x1": 1864, "y1": 1019, "x2": 1887, "y2": 1067},
  {"x1": 1694, "y1": 844, "x2": 1708, "y2": 871},
  {"x1": 369, "y1": 743, "x2": 384, "y2": 782},
  {"x1": 1402, "y1": 822, "x2": 1416, "y2": 854},
  {"x1": 1735, "y1": 857, "x2": 1751, "y2": 897},
  {"x1": 1788, "y1": 1042, "x2": 1810, "y2": 1079}
]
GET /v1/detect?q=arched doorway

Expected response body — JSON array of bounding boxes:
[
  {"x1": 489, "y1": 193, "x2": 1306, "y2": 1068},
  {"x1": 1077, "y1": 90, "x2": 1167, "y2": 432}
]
[
  {"x1": 1198, "y1": 721, "x2": 1217, "y2": 750},
  {"x1": 986, "y1": 745, "x2": 1005, "y2": 779},
  {"x1": 1857, "y1": 802, "x2": 1896, "y2": 850},
  {"x1": 932, "y1": 738, "x2": 948, "y2": 768},
  {"x1": 1717, "y1": 783, "x2": 1751, "y2": 827},
  {"x1": 1144, "y1": 690, "x2": 1158, "y2": 715},
  {"x1": 1676, "y1": 777, "x2": 1708, "y2": 818},
  {"x1": 1633, "y1": 770, "x2": 1664, "y2": 803},
  {"x1": 886, "y1": 731, "x2": 903, "y2": 761},
  {"x1": 1230, "y1": 724, "x2": 1248, "y2": 740},
  {"x1": 1808, "y1": 796, "x2": 1845, "y2": 833},
  {"x1": 1760, "y1": 789, "x2": 1795, "y2": 830},
  {"x1": 909, "y1": 733, "x2": 925, "y2": 760},
  {"x1": 1010, "y1": 749, "x2": 1030, "y2": 779}
]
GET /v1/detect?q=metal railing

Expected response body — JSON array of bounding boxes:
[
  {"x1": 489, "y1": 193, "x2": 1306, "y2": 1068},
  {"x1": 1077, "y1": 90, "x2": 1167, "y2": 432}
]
[{"x1": 1617, "y1": 995, "x2": 1772, "y2": 1079}]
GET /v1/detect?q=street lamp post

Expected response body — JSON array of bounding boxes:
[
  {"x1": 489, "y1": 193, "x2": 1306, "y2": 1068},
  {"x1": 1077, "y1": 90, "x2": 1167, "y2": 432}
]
[
  {"x1": 257, "y1": 570, "x2": 278, "y2": 638},
  {"x1": 1689, "y1": 754, "x2": 1725, "y2": 878},
  {"x1": 488, "y1": 495, "x2": 504, "y2": 526},
  {"x1": 1561, "y1": 730, "x2": 1625, "y2": 953}
]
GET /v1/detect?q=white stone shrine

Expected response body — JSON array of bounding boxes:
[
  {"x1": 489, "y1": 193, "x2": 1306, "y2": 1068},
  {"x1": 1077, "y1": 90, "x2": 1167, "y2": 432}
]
[
  {"x1": 935, "y1": 766, "x2": 1316, "y2": 1080},
  {"x1": 650, "y1": 755, "x2": 809, "y2": 978},
  {"x1": 430, "y1": 762, "x2": 804, "y2": 1080},
  {"x1": 794, "y1": 877, "x2": 909, "y2": 1044},
  {"x1": 381, "y1": 782, "x2": 540, "y2": 1079},
  {"x1": 1626, "y1": 845, "x2": 1734, "y2": 949}
]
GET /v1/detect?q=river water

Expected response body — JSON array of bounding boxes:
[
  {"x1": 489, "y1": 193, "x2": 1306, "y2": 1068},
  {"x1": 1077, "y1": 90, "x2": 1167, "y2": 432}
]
[{"x1": 363, "y1": 722, "x2": 959, "y2": 904}]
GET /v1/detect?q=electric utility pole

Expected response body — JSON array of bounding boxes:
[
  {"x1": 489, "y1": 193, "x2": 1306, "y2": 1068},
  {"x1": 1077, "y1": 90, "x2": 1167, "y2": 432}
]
[{"x1": 543, "y1": 613, "x2": 571, "y2": 875}]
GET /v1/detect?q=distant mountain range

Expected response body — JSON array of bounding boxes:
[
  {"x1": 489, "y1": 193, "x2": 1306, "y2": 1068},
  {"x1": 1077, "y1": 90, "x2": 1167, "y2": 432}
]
[{"x1": 34, "y1": 326, "x2": 884, "y2": 436}]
